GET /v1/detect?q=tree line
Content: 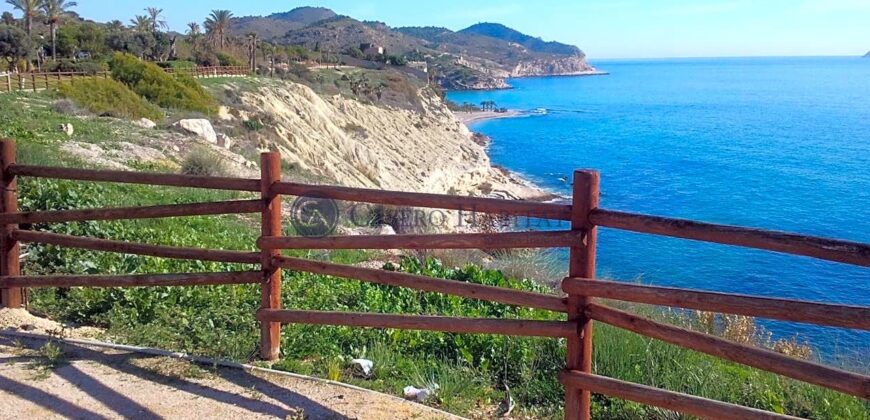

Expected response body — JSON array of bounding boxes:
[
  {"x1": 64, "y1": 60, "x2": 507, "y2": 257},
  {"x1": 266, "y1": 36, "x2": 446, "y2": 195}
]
[{"x1": 0, "y1": 3, "x2": 327, "y2": 74}]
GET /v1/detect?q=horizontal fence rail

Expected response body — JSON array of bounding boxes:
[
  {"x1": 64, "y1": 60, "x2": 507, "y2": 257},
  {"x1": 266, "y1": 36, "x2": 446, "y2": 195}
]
[
  {"x1": 0, "y1": 271, "x2": 261, "y2": 288},
  {"x1": 272, "y1": 181, "x2": 573, "y2": 220},
  {"x1": 0, "y1": 199, "x2": 262, "y2": 225},
  {"x1": 590, "y1": 209, "x2": 870, "y2": 267},
  {"x1": 563, "y1": 278, "x2": 870, "y2": 330},
  {"x1": 258, "y1": 309, "x2": 577, "y2": 337},
  {"x1": 9, "y1": 164, "x2": 261, "y2": 192},
  {"x1": 258, "y1": 230, "x2": 581, "y2": 250},
  {"x1": 13, "y1": 230, "x2": 260, "y2": 264},
  {"x1": 586, "y1": 303, "x2": 870, "y2": 399},
  {"x1": 558, "y1": 371, "x2": 801, "y2": 420},
  {"x1": 272, "y1": 256, "x2": 567, "y2": 312}
]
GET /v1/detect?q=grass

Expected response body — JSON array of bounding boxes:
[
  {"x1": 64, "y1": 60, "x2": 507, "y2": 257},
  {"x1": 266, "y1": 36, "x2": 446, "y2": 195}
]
[{"x1": 2, "y1": 86, "x2": 868, "y2": 419}]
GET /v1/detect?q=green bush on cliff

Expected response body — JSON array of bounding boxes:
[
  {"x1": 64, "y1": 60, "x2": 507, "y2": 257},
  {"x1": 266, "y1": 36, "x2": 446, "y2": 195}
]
[
  {"x1": 57, "y1": 77, "x2": 163, "y2": 121},
  {"x1": 109, "y1": 53, "x2": 217, "y2": 114}
]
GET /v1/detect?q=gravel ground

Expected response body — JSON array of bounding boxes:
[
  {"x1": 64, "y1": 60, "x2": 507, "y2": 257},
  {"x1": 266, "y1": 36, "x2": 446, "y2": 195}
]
[{"x1": 0, "y1": 311, "x2": 460, "y2": 420}]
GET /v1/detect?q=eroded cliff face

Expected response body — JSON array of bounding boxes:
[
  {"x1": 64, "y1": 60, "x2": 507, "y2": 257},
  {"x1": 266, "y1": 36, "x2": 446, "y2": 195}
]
[
  {"x1": 225, "y1": 79, "x2": 543, "y2": 200},
  {"x1": 511, "y1": 55, "x2": 597, "y2": 77}
]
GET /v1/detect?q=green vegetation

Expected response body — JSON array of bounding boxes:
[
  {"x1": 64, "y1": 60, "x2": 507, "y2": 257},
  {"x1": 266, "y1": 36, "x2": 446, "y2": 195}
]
[
  {"x1": 109, "y1": 53, "x2": 218, "y2": 114},
  {"x1": 57, "y1": 77, "x2": 163, "y2": 121},
  {"x1": 180, "y1": 146, "x2": 229, "y2": 176}
]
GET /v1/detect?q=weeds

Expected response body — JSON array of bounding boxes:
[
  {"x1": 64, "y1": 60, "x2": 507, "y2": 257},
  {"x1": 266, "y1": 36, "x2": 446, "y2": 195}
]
[{"x1": 180, "y1": 146, "x2": 230, "y2": 177}]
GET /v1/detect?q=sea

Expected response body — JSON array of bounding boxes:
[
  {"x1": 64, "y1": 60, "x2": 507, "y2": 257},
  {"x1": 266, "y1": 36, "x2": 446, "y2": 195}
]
[{"x1": 447, "y1": 56, "x2": 870, "y2": 363}]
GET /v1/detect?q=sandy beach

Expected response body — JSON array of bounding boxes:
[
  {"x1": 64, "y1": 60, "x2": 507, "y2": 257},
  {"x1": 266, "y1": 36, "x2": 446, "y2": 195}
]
[{"x1": 454, "y1": 109, "x2": 523, "y2": 124}]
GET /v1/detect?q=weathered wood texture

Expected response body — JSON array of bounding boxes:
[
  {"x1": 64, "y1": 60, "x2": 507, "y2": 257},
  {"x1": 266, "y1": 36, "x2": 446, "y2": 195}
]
[
  {"x1": 259, "y1": 152, "x2": 282, "y2": 361},
  {"x1": 565, "y1": 170, "x2": 600, "y2": 420},
  {"x1": 0, "y1": 199, "x2": 262, "y2": 225},
  {"x1": 257, "y1": 309, "x2": 576, "y2": 337},
  {"x1": 590, "y1": 209, "x2": 870, "y2": 267},
  {"x1": 0, "y1": 271, "x2": 261, "y2": 288},
  {"x1": 9, "y1": 164, "x2": 261, "y2": 192},
  {"x1": 272, "y1": 181, "x2": 572, "y2": 220},
  {"x1": 11, "y1": 230, "x2": 260, "y2": 264},
  {"x1": 0, "y1": 140, "x2": 21, "y2": 307},
  {"x1": 258, "y1": 230, "x2": 581, "y2": 250},
  {"x1": 272, "y1": 255, "x2": 566, "y2": 312},
  {"x1": 563, "y1": 278, "x2": 870, "y2": 330},
  {"x1": 558, "y1": 371, "x2": 801, "y2": 420},
  {"x1": 586, "y1": 303, "x2": 870, "y2": 399}
]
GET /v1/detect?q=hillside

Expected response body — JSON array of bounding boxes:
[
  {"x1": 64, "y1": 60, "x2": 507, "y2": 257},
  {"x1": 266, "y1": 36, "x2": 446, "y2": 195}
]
[
  {"x1": 232, "y1": 7, "x2": 600, "y2": 89},
  {"x1": 865, "y1": 51, "x2": 870, "y2": 57},
  {"x1": 459, "y1": 22, "x2": 583, "y2": 56},
  {"x1": 231, "y1": 7, "x2": 337, "y2": 40}
]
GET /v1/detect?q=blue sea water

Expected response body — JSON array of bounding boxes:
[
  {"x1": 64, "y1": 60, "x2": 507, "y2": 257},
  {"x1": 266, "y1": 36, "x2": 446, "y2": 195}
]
[{"x1": 448, "y1": 57, "x2": 870, "y2": 361}]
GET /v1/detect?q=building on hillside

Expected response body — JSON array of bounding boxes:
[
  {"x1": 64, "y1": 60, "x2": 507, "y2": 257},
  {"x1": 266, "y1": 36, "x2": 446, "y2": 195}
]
[
  {"x1": 360, "y1": 43, "x2": 385, "y2": 56},
  {"x1": 407, "y1": 61, "x2": 428, "y2": 73}
]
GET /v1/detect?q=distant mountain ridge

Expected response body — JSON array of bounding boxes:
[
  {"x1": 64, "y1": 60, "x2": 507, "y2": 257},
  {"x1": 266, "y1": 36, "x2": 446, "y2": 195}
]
[
  {"x1": 232, "y1": 6, "x2": 599, "y2": 90},
  {"x1": 459, "y1": 23, "x2": 583, "y2": 57},
  {"x1": 231, "y1": 7, "x2": 337, "y2": 40},
  {"x1": 865, "y1": 51, "x2": 870, "y2": 57}
]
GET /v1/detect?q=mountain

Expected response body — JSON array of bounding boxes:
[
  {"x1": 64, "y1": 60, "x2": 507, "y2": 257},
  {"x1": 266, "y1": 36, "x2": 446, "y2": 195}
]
[
  {"x1": 865, "y1": 51, "x2": 870, "y2": 57},
  {"x1": 231, "y1": 7, "x2": 337, "y2": 39},
  {"x1": 233, "y1": 7, "x2": 599, "y2": 90},
  {"x1": 459, "y1": 23, "x2": 583, "y2": 57}
]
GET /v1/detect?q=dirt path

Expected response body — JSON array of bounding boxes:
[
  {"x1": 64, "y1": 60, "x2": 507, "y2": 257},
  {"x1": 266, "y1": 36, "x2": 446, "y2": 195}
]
[{"x1": 0, "y1": 333, "x2": 460, "y2": 419}]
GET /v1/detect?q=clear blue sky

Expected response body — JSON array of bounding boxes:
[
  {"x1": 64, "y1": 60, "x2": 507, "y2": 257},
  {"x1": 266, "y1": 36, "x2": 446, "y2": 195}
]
[{"x1": 3, "y1": 0, "x2": 868, "y2": 59}]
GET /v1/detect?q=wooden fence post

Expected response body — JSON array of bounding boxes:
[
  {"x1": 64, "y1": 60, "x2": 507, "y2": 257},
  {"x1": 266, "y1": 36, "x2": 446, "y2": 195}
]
[
  {"x1": 5, "y1": 73, "x2": 10, "y2": 92},
  {"x1": 259, "y1": 151, "x2": 282, "y2": 360},
  {"x1": 564, "y1": 169, "x2": 599, "y2": 420},
  {"x1": 0, "y1": 139, "x2": 22, "y2": 308}
]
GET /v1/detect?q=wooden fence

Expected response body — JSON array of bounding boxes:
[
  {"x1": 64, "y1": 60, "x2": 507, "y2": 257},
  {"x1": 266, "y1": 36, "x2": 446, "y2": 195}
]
[
  {"x1": 0, "y1": 138, "x2": 867, "y2": 419},
  {"x1": 1, "y1": 71, "x2": 111, "y2": 93},
  {"x1": 162, "y1": 66, "x2": 250, "y2": 78},
  {"x1": 1, "y1": 66, "x2": 250, "y2": 93}
]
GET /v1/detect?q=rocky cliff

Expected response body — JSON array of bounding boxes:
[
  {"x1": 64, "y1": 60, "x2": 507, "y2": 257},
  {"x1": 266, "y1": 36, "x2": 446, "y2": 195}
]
[
  {"x1": 219, "y1": 78, "x2": 544, "y2": 200},
  {"x1": 512, "y1": 55, "x2": 598, "y2": 77}
]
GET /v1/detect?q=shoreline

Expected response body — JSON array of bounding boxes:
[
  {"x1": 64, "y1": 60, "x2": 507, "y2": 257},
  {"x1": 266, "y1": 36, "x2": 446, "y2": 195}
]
[
  {"x1": 512, "y1": 69, "x2": 610, "y2": 79},
  {"x1": 454, "y1": 109, "x2": 524, "y2": 125},
  {"x1": 452, "y1": 109, "x2": 561, "y2": 203}
]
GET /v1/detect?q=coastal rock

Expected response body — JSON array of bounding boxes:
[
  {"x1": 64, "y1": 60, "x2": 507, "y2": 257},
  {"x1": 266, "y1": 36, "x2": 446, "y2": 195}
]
[
  {"x1": 134, "y1": 118, "x2": 157, "y2": 129},
  {"x1": 59, "y1": 123, "x2": 74, "y2": 137},
  {"x1": 512, "y1": 55, "x2": 598, "y2": 77},
  {"x1": 216, "y1": 133, "x2": 233, "y2": 149},
  {"x1": 172, "y1": 119, "x2": 217, "y2": 143}
]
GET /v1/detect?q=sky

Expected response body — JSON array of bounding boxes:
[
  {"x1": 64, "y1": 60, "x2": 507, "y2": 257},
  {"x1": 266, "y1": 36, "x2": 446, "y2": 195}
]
[{"x1": 2, "y1": 0, "x2": 869, "y2": 59}]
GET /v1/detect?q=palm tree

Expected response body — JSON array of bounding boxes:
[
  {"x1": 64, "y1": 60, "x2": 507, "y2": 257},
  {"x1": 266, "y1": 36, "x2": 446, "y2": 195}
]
[
  {"x1": 205, "y1": 9, "x2": 233, "y2": 49},
  {"x1": 42, "y1": 0, "x2": 76, "y2": 60},
  {"x1": 5, "y1": 0, "x2": 42, "y2": 36},
  {"x1": 186, "y1": 22, "x2": 202, "y2": 53},
  {"x1": 130, "y1": 15, "x2": 151, "y2": 32},
  {"x1": 5, "y1": 0, "x2": 43, "y2": 70},
  {"x1": 144, "y1": 7, "x2": 167, "y2": 32}
]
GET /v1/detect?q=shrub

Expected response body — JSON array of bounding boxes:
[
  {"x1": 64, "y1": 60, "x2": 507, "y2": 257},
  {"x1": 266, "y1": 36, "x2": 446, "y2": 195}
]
[
  {"x1": 57, "y1": 77, "x2": 163, "y2": 121},
  {"x1": 216, "y1": 52, "x2": 243, "y2": 67},
  {"x1": 109, "y1": 53, "x2": 217, "y2": 114},
  {"x1": 242, "y1": 119, "x2": 264, "y2": 132},
  {"x1": 46, "y1": 59, "x2": 107, "y2": 75},
  {"x1": 181, "y1": 146, "x2": 229, "y2": 177},
  {"x1": 51, "y1": 99, "x2": 88, "y2": 116}
]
